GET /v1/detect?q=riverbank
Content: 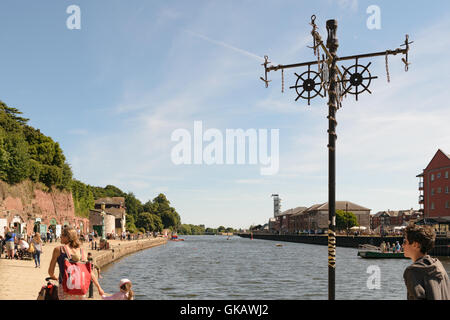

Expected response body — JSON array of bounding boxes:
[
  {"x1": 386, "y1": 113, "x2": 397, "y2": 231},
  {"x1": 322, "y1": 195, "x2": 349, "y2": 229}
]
[
  {"x1": 0, "y1": 237, "x2": 167, "y2": 300},
  {"x1": 238, "y1": 233, "x2": 450, "y2": 256}
]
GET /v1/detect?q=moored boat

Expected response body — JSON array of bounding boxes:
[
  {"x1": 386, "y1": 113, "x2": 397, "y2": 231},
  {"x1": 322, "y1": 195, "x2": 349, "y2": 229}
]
[{"x1": 357, "y1": 244, "x2": 407, "y2": 259}]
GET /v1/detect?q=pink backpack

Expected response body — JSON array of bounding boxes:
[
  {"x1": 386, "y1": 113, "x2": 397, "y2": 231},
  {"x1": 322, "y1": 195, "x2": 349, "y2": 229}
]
[{"x1": 61, "y1": 245, "x2": 92, "y2": 295}]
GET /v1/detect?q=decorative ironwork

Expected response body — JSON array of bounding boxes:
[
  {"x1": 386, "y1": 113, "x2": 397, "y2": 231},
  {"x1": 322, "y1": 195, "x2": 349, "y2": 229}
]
[
  {"x1": 289, "y1": 65, "x2": 324, "y2": 105},
  {"x1": 339, "y1": 58, "x2": 378, "y2": 101}
]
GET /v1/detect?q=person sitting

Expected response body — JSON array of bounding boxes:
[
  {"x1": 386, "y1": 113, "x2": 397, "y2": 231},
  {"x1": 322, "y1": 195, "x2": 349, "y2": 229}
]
[{"x1": 17, "y1": 238, "x2": 30, "y2": 259}]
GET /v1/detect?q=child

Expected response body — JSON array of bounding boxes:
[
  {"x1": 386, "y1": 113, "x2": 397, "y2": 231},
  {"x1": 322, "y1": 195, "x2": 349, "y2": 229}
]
[{"x1": 102, "y1": 279, "x2": 134, "y2": 300}]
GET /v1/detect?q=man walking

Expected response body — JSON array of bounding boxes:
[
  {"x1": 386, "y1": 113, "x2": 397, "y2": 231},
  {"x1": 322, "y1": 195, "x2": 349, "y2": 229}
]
[{"x1": 403, "y1": 224, "x2": 450, "y2": 300}]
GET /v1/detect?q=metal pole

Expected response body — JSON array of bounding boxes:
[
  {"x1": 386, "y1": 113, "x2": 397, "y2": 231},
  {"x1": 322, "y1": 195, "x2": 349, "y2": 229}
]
[{"x1": 326, "y1": 19, "x2": 338, "y2": 301}]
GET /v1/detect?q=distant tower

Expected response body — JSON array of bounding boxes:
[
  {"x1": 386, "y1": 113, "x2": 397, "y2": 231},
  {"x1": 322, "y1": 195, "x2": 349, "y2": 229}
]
[{"x1": 271, "y1": 194, "x2": 281, "y2": 217}]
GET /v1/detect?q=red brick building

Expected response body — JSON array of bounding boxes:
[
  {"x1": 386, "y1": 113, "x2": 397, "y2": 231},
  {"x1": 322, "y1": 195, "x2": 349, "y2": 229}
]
[
  {"x1": 371, "y1": 209, "x2": 422, "y2": 231},
  {"x1": 417, "y1": 149, "x2": 450, "y2": 220}
]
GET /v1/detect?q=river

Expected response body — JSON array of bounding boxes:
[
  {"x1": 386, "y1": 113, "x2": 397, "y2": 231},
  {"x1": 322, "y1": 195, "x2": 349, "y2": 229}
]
[{"x1": 99, "y1": 235, "x2": 450, "y2": 300}]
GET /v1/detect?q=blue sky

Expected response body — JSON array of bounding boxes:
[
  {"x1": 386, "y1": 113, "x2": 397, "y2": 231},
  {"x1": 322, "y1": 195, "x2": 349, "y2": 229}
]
[{"x1": 1, "y1": 0, "x2": 449, "y2": 229}]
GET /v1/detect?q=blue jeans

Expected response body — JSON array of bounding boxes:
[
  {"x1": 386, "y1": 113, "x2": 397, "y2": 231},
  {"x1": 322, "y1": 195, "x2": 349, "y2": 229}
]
[{"x1": 33, "y1": 251, "x2": 41, "y2": 266}]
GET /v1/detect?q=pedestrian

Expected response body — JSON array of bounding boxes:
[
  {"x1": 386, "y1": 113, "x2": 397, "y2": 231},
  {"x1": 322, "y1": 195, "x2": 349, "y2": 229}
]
[
  {"x1": 4, "y1": 227, "x2": 16, "y2": 259},
  {"x1": 0, "y1": 235, "x2": 4, "y2": 257},
  {"x1": 48, "y1": 226, "x2": 105, "y2": 300},
  {"x1": 403, "y1": 224, "x2": 450, "y2": 300},
  {"x1": 380, "y1": 241, "x2": 386, "y2": 253},
  {"x1": 101, "y1": 279, "x2": 134, "y2": 300},
  {"x1": 395, "y1": 241, "x2": 401, "y2": 253},
  {"x1": 31, "y1": 233, "x2": 43, "y2": 268},
  {"x1": 17, "y1": 237, "x2": 29, "y2": 259}
]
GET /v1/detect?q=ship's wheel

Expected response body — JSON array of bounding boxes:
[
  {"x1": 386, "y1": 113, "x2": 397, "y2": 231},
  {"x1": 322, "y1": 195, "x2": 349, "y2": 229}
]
[
  {"x1": 340, "y1": 58, "x2": 378, "y2": 101},
  {"x1": 290, "y1": 64, "x2": 324, "y2": 105}
]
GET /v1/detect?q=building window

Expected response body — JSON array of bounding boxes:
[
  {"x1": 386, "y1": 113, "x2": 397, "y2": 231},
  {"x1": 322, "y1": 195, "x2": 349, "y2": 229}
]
[
  {"x1": 431, "y1": 174, "x2": 434, "y2": 181},
  {"x1": 446, "y1": 186, "x2": 449, "y2": 194},
  {"x1": 446, "y1": 171, "x2": 448, "y2": 179},
  {"x1": 431, "y1": 202, "x2": 435, "y2": 210},
  {"x1": 446, "y1": 201, "x2": 450, "y2": 209},
  {"x1": 431, "y1": 188, "x2": 434, "y2": 195},
  {"x1": 437, "y1": 173, "x2": 441, "y2": 179},
  {"x1": 438, "y1": 187, "x2": 442, "y2": 193}
]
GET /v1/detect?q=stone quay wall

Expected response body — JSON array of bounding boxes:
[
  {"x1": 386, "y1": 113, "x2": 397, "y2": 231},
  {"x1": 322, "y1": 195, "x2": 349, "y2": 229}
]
[
  {"x1": 238, "y1": 233, "x2": 450, "y2": 256},
  {"x1": 93, "y1": 237, "x2": 168, "y2": 269}
]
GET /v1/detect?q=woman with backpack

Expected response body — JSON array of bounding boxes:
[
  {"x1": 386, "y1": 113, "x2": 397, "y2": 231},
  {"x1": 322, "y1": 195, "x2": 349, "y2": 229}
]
[{"x1": 48, "y1": 226, "x2": 105, "y2": 300}]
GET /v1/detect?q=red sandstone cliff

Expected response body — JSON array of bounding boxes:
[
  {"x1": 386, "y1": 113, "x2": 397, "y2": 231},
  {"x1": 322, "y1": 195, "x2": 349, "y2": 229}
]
[{"x1": 0, "y1": 180, "x2": 88, "y2": 236}]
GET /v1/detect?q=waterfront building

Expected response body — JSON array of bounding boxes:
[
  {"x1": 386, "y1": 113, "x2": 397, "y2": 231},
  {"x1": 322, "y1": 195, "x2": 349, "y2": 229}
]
[
  {"x1": 290, "y1": 207, "x2": 308, "y2": 233},
  {"x1": 416, "y1": 149, "x2": 450, "y2": 235},
  {"x1": 371, "y1": 209, "x2": 422, "y2": 233},
  {"x1": 272, "y1": 206, "x2": 307, "y2": 234},
  {"x1": 302, "y1": 201, "x2": 371, "y2": 233},
  {"x1": 268, "y1": 217, "x2": 278, "y2": 233},
  {"x1": 89, "y1": 197, "x2": 127, "y2": 237}
]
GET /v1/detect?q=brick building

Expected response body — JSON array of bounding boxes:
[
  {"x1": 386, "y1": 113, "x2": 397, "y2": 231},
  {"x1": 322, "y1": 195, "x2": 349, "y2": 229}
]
[
  {"x1": 301, "y1": 201, "x2": 371, "y2": 233},
  {"x1": 371, "y1": 209, "x2": 422, "y2": 231},
  {"x1": 417, "y1": 149, "x2": 450, "y2": 220}
]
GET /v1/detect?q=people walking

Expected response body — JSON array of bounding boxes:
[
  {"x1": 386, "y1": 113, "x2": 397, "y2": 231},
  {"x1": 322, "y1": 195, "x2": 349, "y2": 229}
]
[
  {"x1": 4, "y1": 227, "x2": 16, "y2": 259},
  {"x1": 48, "y1": 226, "x2": 105, "y2": 300},
  {"x1": 31, "y1": 233, "x2": 43, "y2": 268},
  {"x1": 403, "y1": 224, "x2": 450, "y2": 300}
]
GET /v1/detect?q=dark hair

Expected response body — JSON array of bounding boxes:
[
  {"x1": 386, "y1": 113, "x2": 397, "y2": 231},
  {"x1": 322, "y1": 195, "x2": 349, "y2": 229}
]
[{"x1": 404, "y1": 224, "x2": 435, "y2": 254}]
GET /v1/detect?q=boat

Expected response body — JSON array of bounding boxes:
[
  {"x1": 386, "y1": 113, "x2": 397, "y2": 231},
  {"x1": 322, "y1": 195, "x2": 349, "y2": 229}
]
[
  {"x1": 170, "y1": 234, "x2": 184, "y2": 241},
  {"x1": 357, "y1": 244, "x2": 407, "y2": 259}
]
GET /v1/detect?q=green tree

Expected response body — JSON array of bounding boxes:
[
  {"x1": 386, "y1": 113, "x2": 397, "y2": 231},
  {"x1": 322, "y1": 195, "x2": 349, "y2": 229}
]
[
  {"x1": 136, "y1": 212, "x2": 163, "y2": 232},
  {"x1": 336, "y1": 209, "x2": 359, "y2": 232},
  {"x1": 3, "y1": 133, "x2": 30, "y2": 184}
]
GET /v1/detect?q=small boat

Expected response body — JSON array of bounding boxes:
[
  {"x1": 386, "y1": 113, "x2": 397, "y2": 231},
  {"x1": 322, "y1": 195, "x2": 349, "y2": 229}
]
[
  {"x1": 170, "y1": 235, "x2": 184, "y2": 241},
  {"x1": 276, "y1": 244, "x2": 283, "y2": 247},
  {"x1": 357, "y1": 244, "x2": 407, "y2": 259}
]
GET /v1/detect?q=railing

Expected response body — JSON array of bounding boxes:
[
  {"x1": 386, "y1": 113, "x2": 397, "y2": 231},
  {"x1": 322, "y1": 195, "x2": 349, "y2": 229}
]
[{"x1": 419, "y1": 195, "x2": 424, "y2": 203}]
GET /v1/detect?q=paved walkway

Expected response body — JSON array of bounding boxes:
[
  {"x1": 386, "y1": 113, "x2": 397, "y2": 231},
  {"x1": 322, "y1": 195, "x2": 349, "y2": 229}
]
[{"x1": 0, "y1": 238, "x2": 162, "y2": 300}]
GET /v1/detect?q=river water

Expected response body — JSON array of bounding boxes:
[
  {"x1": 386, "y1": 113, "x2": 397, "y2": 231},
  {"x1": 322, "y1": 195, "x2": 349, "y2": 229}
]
[{"x1": 99, "y1": 235, "x2": 450, "y2": 300}]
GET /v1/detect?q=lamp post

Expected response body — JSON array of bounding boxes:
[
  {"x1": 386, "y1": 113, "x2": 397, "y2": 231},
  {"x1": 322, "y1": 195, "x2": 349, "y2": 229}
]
[
  {"x1": 101, "y1": 202, "x2": 106, "y2": 241},
  {"x1": 259, "y1": 15, "x2": 411, "y2": 300}
]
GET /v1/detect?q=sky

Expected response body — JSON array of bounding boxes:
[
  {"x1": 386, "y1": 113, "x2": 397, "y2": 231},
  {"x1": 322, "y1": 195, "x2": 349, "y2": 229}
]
[{"x1": 0, "y1": 0, "x2": 449, "y2": 229}]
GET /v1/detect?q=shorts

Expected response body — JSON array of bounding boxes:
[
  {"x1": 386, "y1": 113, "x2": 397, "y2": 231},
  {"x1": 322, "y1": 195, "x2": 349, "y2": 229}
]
[{"x1": 6, "y1": 242, "x2": 14, "y2": 251}]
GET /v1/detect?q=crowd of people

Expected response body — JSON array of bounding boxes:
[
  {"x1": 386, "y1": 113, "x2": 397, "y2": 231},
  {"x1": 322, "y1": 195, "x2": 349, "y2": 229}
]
[
  {"x1": 2, "y1": 225, "x2": 135, "y2": 300},
  {"x1": 380, "y1": 240, "x2": 403, "y2": 253}
]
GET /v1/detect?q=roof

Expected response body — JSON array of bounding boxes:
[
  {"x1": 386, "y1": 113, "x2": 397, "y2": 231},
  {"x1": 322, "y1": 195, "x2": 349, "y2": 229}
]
[
  {"x1": 424, "y1": 149, "x2": 450, "y2": 171},
  {"x1": 94, "y1": 197, "x2": 125, "y2": 206},
  {"x1": 277, "y1": 206, "x2": 308, "y2": 217},
  {"x1": 291, "y1": 207, "x2": 308, "y2": 216},
  {"x1": 89, "y1": 207, "x2": 125, "y2": 218},
  {"x1": 307, "y1": 201, "x2": 371, "y2": 212}
]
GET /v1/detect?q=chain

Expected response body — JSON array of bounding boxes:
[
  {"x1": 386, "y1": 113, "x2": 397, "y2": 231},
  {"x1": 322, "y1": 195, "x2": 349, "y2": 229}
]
[{"x1": 385, "y1": 51, "x2": 391, "y2": 83}]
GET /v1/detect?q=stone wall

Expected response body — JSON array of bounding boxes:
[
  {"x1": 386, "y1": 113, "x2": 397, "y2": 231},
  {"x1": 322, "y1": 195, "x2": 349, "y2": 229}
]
[{"x1": 93, "y1": 238, "x2": 168, "y2": 269}]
